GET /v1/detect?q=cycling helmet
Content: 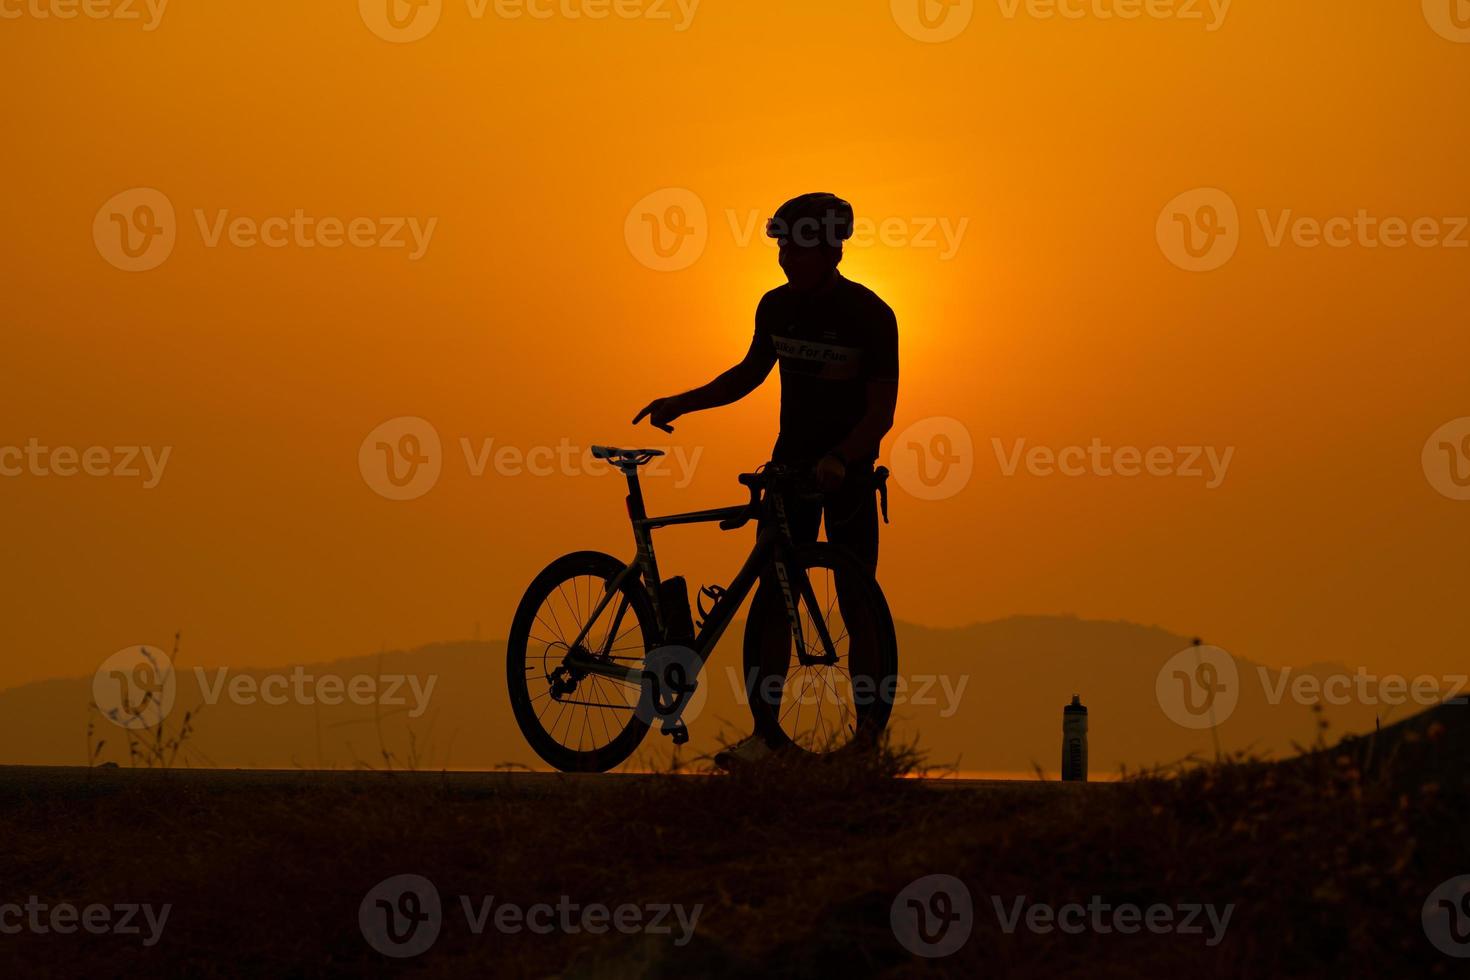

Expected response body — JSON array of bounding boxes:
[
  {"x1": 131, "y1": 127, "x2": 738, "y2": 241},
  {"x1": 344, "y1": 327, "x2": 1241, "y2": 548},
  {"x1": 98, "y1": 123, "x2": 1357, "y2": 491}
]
[{"x1": 765, "y1": 192, "x2": 855, "y2": 248}]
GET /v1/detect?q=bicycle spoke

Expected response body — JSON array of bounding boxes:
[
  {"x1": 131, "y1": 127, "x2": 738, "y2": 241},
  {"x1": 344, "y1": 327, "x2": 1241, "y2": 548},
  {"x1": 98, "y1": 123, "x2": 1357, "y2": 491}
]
[{"x1": 759, "y1": 557, "x2": 882, "y2": 752}]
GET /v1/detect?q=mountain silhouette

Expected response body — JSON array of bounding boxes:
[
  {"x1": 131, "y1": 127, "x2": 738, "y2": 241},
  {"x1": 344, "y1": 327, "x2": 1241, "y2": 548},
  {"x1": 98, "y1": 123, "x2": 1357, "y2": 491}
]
[{"x1": 0, "y1": 616, "x2": 1413, "y2": 774}]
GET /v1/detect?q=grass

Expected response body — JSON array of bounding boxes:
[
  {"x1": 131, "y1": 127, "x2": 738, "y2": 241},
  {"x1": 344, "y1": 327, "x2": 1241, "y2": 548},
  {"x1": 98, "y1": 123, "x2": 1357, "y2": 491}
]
[{"x1": 0, "y1": 704, "x2": 1464, "y2": 978}]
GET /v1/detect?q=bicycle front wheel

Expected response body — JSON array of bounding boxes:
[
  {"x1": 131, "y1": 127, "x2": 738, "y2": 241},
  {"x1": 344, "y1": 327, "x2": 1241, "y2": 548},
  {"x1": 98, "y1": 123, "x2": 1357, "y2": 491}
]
[
  {"x1": 506, "y1": 551, "x2": 655, "y2": 772},
  {"x1": 742, "y1": 543, "x2": 899, "y2": 755}
]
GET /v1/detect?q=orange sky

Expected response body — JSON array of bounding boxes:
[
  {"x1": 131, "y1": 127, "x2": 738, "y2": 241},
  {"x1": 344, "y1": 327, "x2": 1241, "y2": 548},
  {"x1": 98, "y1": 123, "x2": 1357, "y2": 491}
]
[{"x1": 3, "y1": 1, "x2": 1468, "y2": 690}]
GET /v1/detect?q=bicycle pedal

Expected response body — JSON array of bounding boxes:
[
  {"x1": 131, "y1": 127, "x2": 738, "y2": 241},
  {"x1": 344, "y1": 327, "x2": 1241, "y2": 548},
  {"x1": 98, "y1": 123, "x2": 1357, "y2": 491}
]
[{"x1": 661, "y1": 720, "x2": 689, "y2": 745}]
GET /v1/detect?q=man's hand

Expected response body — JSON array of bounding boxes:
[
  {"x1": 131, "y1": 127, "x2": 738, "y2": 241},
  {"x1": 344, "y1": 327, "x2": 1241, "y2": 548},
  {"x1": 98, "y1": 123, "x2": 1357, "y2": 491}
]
[
  {"x1": 632, "y1": 395, "x2": 686, "y2": 433},
  {"x1": 814, "y1": 453, "x2": 847, "y2": 493}
]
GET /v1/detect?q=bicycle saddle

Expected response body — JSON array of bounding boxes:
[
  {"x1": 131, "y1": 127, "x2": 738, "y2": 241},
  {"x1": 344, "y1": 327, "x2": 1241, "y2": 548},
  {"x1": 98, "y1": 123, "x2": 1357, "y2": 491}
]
[{"x1": 591, "y1": 446, "x2": 666, "y2": 466}]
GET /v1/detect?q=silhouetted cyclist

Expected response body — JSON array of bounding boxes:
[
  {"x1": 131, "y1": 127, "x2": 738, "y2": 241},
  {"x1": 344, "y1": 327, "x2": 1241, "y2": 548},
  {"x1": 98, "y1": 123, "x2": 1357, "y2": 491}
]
[
  {"x1": 635, "y1": 192, "x2": 898, "y2": 567},
  {"x1": 634, "y1": 192, "x2": 899, "y2": 765}
]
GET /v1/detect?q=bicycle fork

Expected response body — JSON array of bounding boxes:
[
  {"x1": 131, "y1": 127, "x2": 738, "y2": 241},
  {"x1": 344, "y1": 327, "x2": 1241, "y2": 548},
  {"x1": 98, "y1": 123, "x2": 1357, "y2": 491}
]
[{"x1": 769, "y1": 494, "x2": 841, "y2": 668}]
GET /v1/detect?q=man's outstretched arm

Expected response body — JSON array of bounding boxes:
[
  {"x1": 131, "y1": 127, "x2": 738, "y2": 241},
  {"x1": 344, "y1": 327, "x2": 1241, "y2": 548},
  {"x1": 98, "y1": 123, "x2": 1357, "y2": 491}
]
[{"x1": 633, "y1": 334, "x2": 777, "y2": 432}]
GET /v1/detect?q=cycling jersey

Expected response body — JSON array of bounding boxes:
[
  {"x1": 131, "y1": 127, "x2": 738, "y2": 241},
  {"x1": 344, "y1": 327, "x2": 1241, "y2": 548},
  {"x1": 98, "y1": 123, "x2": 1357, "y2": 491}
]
[{"x1": 748, "y1": 274, "x2": 899, "y2": 465}]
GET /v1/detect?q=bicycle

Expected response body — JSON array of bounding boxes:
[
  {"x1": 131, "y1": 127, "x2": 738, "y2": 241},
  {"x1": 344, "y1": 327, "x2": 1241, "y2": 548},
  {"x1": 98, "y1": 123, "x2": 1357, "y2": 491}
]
[{"x1": 506, "y1": 446, "x2": 899, "y2": 773}]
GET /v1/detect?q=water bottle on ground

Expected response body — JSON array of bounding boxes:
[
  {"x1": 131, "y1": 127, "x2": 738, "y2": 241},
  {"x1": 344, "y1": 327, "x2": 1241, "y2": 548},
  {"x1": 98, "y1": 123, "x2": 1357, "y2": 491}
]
[{"x1": 1062, "y1": 694, "x2": 1088, "y2": 782}]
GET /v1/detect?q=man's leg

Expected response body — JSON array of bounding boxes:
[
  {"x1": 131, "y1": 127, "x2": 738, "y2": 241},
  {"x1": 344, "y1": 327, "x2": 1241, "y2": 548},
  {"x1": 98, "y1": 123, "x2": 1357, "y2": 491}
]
[
  {"x1": 745, "y1": 492, "x2": 823, "y2": 744},
  {"x1": 821, "y1": 466, "x2": 879, "y2": 571},
  {"x1": 822, "y1": 469, "x2": 884, "y2": 739}
]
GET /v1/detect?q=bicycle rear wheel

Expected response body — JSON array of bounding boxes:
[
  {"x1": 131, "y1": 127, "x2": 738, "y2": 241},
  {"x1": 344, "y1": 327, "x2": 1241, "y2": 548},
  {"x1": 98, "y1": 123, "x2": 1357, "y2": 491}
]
[
  {"x1": 507, "y1": 551, "x2": 655, "y2": 772},
  {"x1": 742, "y1": 543, "x2": 898, "y2": 755}
]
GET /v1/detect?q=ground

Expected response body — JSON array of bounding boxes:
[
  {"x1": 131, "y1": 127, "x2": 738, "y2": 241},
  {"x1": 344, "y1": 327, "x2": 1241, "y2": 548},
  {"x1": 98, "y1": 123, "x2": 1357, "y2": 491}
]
[{"x1": 0, "y1": 703, "x2": 1464, "y2": 978}]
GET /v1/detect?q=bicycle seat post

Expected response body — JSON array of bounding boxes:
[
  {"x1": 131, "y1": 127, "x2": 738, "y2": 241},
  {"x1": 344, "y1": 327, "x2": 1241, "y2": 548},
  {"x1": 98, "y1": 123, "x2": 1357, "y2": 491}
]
[{"x1": 621, "y1": 461, "x2": 648, "y2": 525}]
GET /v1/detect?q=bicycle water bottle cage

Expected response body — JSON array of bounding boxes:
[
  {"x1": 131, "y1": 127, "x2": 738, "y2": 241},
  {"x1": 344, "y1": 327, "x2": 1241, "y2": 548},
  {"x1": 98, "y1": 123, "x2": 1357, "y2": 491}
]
[
  {"x1": 591, "y1": 446, "x2": 665, "y2": 469},
  {"x1": 695, "y1": 584, "x2": 726, "y2": 630}
]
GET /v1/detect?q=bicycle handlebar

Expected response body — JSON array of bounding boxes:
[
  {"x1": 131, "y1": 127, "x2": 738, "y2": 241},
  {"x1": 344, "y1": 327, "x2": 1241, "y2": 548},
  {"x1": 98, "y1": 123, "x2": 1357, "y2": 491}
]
[{"x1": 718, "y1": 466, "x2": 822, "y2": 532}]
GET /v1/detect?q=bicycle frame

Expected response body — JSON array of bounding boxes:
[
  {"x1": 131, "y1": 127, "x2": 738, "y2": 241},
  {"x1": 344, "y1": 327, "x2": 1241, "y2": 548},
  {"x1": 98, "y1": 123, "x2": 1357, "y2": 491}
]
[{"x1": 561, "y1": 463, "x2": 840, "y2": 690}]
